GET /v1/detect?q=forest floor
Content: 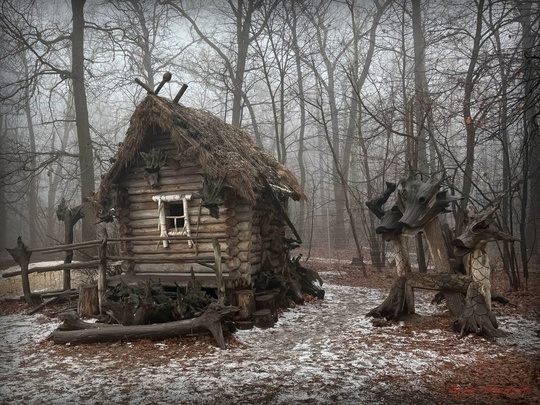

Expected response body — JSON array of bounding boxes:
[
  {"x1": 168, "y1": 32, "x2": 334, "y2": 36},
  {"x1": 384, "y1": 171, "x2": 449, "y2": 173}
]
[{"x1": 0, "y1": 249, "x2": 539, "y2": 404}]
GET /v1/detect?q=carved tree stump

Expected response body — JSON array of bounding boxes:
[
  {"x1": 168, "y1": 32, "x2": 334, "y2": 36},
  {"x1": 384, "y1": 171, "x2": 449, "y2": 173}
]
[
  {"x1": 367, "y1": 273, "x2": 504, "y2": 338},
  {"x1": 78, "y1": 284, "x2": 99, "y2": 317},
  {"x1": 452, "y1": 282, "x2": 505, "y2": 338}
]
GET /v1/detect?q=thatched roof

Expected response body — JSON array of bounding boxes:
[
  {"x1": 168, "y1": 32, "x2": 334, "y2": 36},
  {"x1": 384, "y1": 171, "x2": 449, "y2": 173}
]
[{"x1": 96, "y1": 94, "x2": 303, "y2": 204}]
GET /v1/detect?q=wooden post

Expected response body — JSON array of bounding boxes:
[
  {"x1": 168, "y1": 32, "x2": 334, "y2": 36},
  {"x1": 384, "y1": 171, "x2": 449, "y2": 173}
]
[
  {"x1": 212, "y1": 238, "x2": 225, "y2": 299},
  {"x1": 56, "y1": 199, "x2": 84, "y2": 291},
  {"x1": 97, "y1": 237, "x2": 108, "y2": 313},
  {"x1": 173, "y1": 83, "x2": 188, "y2": 103},
  {"x1": 6, "y1": 237, "x2": 34, "y2": 306}
]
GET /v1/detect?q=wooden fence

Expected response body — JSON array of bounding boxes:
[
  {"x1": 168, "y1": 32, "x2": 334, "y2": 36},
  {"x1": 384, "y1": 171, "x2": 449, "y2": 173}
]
[{"x1": 4, "y1": 235, "x2": 226, "y2": 310}]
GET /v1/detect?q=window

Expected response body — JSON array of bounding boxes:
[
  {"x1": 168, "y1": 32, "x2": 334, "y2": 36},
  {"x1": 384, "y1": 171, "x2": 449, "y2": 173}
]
[
  {"x1": 167, "y1": 203, "x2": 185, "y2": 231},
  {"x1": 152, "y1": 194, "x2": 193, "y2": 248}
]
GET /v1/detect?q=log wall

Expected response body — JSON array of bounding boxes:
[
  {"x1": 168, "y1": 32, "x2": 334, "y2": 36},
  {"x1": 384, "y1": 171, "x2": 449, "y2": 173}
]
[
  {"x1": 113, "y1": 130, "x2": 290, "y2": 289},
  {"x1": 116, "y1": 130, "x2": 258, "y2": 288}
]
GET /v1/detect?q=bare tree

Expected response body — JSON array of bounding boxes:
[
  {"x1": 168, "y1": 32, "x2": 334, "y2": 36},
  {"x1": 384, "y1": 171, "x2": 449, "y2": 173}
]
[
  {"x1": 71, "y1": 0, "x2": 95, "y2": 242},
  {"x1": 166, "y1": 0, "x2": 279, "y2": 127}
]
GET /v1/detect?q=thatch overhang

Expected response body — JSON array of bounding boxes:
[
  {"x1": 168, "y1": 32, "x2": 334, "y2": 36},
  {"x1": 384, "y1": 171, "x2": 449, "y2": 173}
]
[{"x1": 96, "y1": 94, "x2": 303, "y2": 205}]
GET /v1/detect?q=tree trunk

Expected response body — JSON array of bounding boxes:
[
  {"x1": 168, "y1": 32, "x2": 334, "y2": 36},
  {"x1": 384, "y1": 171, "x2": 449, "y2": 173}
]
[
  {"x1": 411, "y1": 0, "x2": 429, "y2": 175},
  {"x1": 0, "y1": 113, "x2": 6, "y2": 253},
  {"x1": 71, "y1": 0, "x2": 96, "y2": 243},
  {"x1": 452, "y1": 282, "x2": 505, "y2": 338},
  {"x1": 460, "y1": 0, "x2": 485, "y2": 209},
  {"x1": 23, "y1": 54, "x2": 39, "y2": 248},
  {"x1": 6, "y1": 237, "x2": 35, "y2": 306},
  {"x1": 423, "y1": 218, "x2": 464, "y2": 316},
  {"x1": 517, "y1": 2, "x2": 540, "y2": 277}
]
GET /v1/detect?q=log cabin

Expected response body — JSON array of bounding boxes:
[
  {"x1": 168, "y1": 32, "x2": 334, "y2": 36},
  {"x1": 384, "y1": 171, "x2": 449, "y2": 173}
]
[{"x1": 94, "y1": 93, "x2": 303, "y2": 292}]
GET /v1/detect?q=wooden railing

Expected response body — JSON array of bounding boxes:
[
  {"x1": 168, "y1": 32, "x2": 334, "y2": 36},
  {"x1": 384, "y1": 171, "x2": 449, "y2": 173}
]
[{"x1": 4, "y1": 235, "x2": 226, "y2": 309}]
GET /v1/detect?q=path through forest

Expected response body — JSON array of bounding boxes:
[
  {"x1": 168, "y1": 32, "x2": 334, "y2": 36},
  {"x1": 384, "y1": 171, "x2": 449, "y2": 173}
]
[{"x1": 0, "y1": 272, "x2": 539, "y2": 404}]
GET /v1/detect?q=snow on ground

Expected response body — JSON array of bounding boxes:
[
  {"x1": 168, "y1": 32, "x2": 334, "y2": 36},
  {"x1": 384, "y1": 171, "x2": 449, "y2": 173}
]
[{"x1": 0, "y1": 283, "x2": 538, "y2": 404}]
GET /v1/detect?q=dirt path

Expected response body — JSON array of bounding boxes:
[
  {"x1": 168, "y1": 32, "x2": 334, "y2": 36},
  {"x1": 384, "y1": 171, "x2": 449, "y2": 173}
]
[{"x1": 1, "y1": 281, "x2": 539, "y2": 404}]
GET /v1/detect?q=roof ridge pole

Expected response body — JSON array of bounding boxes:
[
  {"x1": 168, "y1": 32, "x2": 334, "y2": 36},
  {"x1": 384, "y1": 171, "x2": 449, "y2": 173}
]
[
  {"x1": 134, "y1": 78, "x2": 154, "y2": 94},
  {"x1": 154, "y1": 72, "x2": 172, "y2": 95},
  {"x1": 173, "y1": 84, "x2": 189, "y2": 103}
]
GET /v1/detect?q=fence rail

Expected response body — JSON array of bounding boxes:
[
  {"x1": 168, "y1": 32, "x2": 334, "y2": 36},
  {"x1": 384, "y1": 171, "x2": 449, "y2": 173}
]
[{"x1": 5, "y1": 236, "x2": 226, "y2": 309}]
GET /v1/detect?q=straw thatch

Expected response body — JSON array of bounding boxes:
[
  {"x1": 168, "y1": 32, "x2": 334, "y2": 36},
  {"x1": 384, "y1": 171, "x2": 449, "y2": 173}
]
[{"x1": 96, "y1": 94, "x2": 303, "y2": 204}]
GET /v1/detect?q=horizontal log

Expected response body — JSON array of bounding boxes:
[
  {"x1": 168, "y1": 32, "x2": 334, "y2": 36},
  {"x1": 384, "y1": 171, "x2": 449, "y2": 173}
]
[
  {"x1": 124, "y1": 165, "x2": 202, "y2": 180},
  {"x1": 131, "y1": 229, "x2": 227, "y2": 239},
  {"x1": 226, "y1": 227, "x2": 239, "y2": 237},
  {"x1": 107, "y1": 273, "x2": 228, "y2": 287},
  {"x1": 226, "y1": 257, "x2": 241, "y2": 271},
  {"x1": 125, "y1": 183, "x2": 203, "y2": 197},
  {"x1": 133, "y1": 263, "x2": 222, "y2": 274},
  {"x1": 225, "y1": 217, "x2": 238, "y2": 227},
  {"x1": 107, "y1": 235, "x2": 226, "y2": 243},
  {"x1": 107, "y1": 255, "x2": 223, "y2": 262},
  {"x1": 129, "y1": 205, "x2": 206, "y2": 220},
  {"x1": 127, "y1": 219, "x2": 251, "y2": 234},
  {"x1": 237, "y1": 262, "x2": 251, "y2": 273},
  {"x1": 131, "y1": 241, "x2": 226, "y2": 251},
  {"x1": 237, "y1": 230, "x2": 252, "y2": 242},
  {"x1": 2, "y1": 260, "x2": 101, "y2": 278},
  {"x1": 249, "y1": 252, "x2": 263, "y2": 265},
  {"x1": 52, "y1": 303, "x2": 240, "y2": 349},
  {"x1": 125, "y1": 173, "x2": 204, "y2": 188},
  {"x1": 29, "y1": 240, "x2": 102, "y2": 254}
]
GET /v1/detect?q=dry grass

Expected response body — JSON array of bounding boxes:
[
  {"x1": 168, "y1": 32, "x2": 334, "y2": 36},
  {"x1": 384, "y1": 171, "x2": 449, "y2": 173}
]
[{"x1": 0, "y1": 269, "x2": 95, "y2": 299}]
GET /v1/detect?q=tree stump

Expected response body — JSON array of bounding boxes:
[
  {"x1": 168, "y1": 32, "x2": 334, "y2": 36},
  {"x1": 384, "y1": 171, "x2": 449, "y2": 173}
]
[
  {"x1": 256, "y1": 294, "x2": 278, "y2": 322},
  {"x1": 235, "y1": 289, "x2": 256, "y2": 320},
  {"x1": 253, "y1": 309, "x2": 275, "y2": 328},
  {"x1": 78, "y1": 284, "x2": 99, "y2": 317},
  {"x1": 234, "y1": 320, "x2": 254, "y2": 330}
]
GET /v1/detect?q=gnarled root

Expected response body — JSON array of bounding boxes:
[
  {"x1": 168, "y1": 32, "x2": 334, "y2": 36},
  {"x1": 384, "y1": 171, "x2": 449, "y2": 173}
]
[
  {"x1": 366, "y1": 276, "x2": 415, "y2": 319},
  {"x1": 452, "y1": 282, "x2": 506, "y2": 338}
]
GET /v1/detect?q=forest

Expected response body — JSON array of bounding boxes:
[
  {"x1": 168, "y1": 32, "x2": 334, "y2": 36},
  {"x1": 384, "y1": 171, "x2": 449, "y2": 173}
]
[{"x1": 0, "y1": 0, "x2": 539, "y2": 292}]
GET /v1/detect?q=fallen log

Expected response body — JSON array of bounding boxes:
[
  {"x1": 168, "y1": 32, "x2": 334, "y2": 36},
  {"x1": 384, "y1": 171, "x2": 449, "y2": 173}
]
[
  {"x1": 51, "y1": 303, "x2": 240, "y2": 349},
  {"x1": 26, "y1": 296, "x2": 59, "y2": 315}
]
